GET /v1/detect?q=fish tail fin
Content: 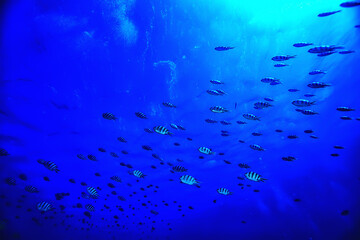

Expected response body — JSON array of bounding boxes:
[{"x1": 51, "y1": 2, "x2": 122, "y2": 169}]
[
  {"x1": 311, "y1": 101, "x2": 316, "y2": 105},
  {"x1": 211, "y1": 152, "x2": 216, "y2": 155},
  {"x1": 168, "y1": 132, "x2": 173, "y2": 136},
  {"x1": 291, "y1": 55, "x2": 297, "y2": 58},
  {"x1": 55, "y1": 169, "x2": 60, "y2": 173},
  {"x1": 261, "y1": 178, "x2": 268, "y2": 182}
]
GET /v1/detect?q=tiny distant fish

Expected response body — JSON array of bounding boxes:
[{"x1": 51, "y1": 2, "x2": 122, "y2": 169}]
[
  {"x1": 304, "y1": 93, "x2": 316, "y2": 97},
  {"x1": 205, "y1": 119, "x2": 218, "y2": 123},
  {"x1": 252, "y1": 132, "x2": 262, "y2": 136},
  {"x1": 261, "y1": 77, "x2": 279, "y2": 83},
  {"x1": 198, "y1": 147, "x2": 215, "y2": 155},
  {"x1": 308, "y1": 45, "x2": 344, "y2": 53},
  {"x1": 0, "y1": 148, "x2": 9, "y2": 156},
  {"x1": 180, "y1": 175, "x2": 199, "y2": 186},
  {"x1": 307, "y1": 82, "x2": 331, "y2": 88},
  {"x1": 264, "y1": 97, "x2": 274, "y2": 102},
  {"x1": 331, "y1": 153, "x2": 340, "y2": 157},
  {"x1": 25, "y1": 185, "x2": 39, "y2": 193},
  {"x1": 355, "y1": 25, "x2": 360, "y2": 28},
  {"x1": 249, "y1": 144, "x2": 265, "y2": 151},
  {"x1": 153, "y1": 126, "x2": 172, "y2": 135},
  {"x1": 317, "y1": 51, "x2": 337, "y2": 57},
  {"x1": 293, "y1": 42, "x2": 313, "y2": 47},
  {"x1": 292, "y1": 99, "x2": 316, "y2": 107},
  {"x1": 287, "y1": 135, "x2": 299, "y2": 139},
  {"x1": 177, "y1": 125, "x2": 186, "y2": 130},
  {"x1": 310, "y1": 135, "x2": 318, "y2": 139},
  {"x1": 170, "y1": 123, "x2": 180, "y2": 130},
  {"x1": 98, "y1": 148, "x2": 106, "y2": 152},
  {"x1": 304, "y1": 129, "x2": 314, "y2": 133},
  {"x1": 220, "y1": 120, "x2": 231, "y2": 125},
  {"x1": 275, "y1": 129, "x2": 283, "y2": 133},
  {"x1": 87, "y1": 155, "x2": 97, "y2": 161},
  {"x1": 288, "y1": 89, "x2": 300, "y2": 92},
  {"x1": 243, "y1": 113, "x2": 260, "y2": 121},
  {"x1": 340, "y1": 116, "x2": 352, "y2": 120},
  {"x1": 221, "y1": 130, "x2": 229, "y2": 133},
  {"x1": 210, "y1": 106, "x2": 228, "y2": 113},
  {"x1": 309, "y1": 70, "x2": 327, "y2": 75},
  {"x1": 272, "y1": 55, "x2": 296, "y2": 61},
  {"x1": 339, "y1": 50, "x2": 355, "y2": 54},
  {"x1": 221, "y1": 133, "x2": 230, "y2": 137},
  {"x1": 337, "y1": 107, "x2": 355, "y2": 111},
  {"x1": 85, "y1": 204, "x2": 95, "y2": 212},
  {"x1": 130, "y1": 170, "x2": 146, "y2": 178},
  {"x1": 110, "y1": 176, "x2": 122, "y2": 182},
  {"x1": 334, "y1": 145, "x2": 345, "y2": 149},
  {"x1": 210, "y1": 80, "x2": 224, "y2": 84},
  {"x1": 110, "y1": 152, "x2": 119, "y2": 158},
  {"x1": 162, "y1": 102, "x2": 176, "y2": 108},
  {"x1": 117, "y1": 137, "x2": 127, "y2": 142},
  {"x1": 238, "y1": 163, "x2": 250, "y2": 169},
  {"x1": 152, "y1": 154, "x2": 163, "y2": 160},
  {"x1": 274, "y1": 63, "x2": 289, "y2": 67},
  {"x1": 172, "y1": 165, "x2": 188, "y2": 172},
  {"x1": 340, "y1": 1, "x2": 360, "y2": 8},
  {"x1": 144, "y1": 128, "x2": 154, "y2": 133},
  {"x1": 296, "y1": 109, "x2": 319, "y2": 115},
  {"x1": 135, "y1": 112, "x2": 147, "y2": 119},
  {"x1": 214, "y1": 46, "x2": 235, "y2": 51},
  {"x1": 238, "y1": 140, "x2": 245, "y2": 143},
  {"x1": 282, "y1": 156, "x2": 296, "y2": 161},
  {"x1": 142, "y1": 145, "x2": 152, "y2": 151},
  {"x1": 37, "y1": 201, "x2": 54, "y2": 213},
  {"x1": 5, "y1": 177, "x2": 16, "y2": 185},
  {"x1": 245, "y1": 172, "x2": 267, "y2": 182},
  {"x1": 87, "y1": 187, "x2": 99, "y2": 198},
  {"x1": 254, "y1": 101, "x2": 272, "y2": 109},
  {"x1": 217, "y1": 188, "x2": 232, "y2": 195},
  {"x1": 236, "y1": 121, "x2": 247, "y2": 124},
  {"x1": 318, "y1": 10, "x2": 341, "y2": 17},
  {"x1": 270, "y1": 80, "x2": 282, "y2": 85},
  {"x1": 206, "y1": 90, "x2": 226, "y2": 96},
  {"x1": 102, "y1": 112, "x2": 117, "y2": 120},
  {"x1": 37, "y1": 160, "x2": 60, "y2": 173}
]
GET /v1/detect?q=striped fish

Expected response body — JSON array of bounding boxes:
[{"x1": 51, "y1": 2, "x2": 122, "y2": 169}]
[
  {"x1": 153, "y1": 126, "x2": 172, "y2": 135},
  {"x1": 135, "y1": 112, "x2": 147, "y2": 119},
  {"x1": 295, "y1": 109, "x2": 319, "y2": 115},
  {"x1": 37, "y1": 201, "x2": 54, "y2": 212},
  {"x1": 308, "y1": 45, "x2": 343, "y2": 53},
  {"x1": 309, "y1": 70, "x2": 326, "y2": 75},
  {"x1": 131, "y1": 170, "x2": 145, "y2": 178},
  {"x1": 198, "y1": 147, "x2": 215, "y2": 155},
  {"x1": 210, "y1": 106, "x2": 228, "y2": 113},
  {"x1": 254, "y1": 102, "x2": 272, "y2": 109},
  {"x1": 261, "y1": 77, "x2": 278, "y2": 83},
  {"x1": 336, "y1": 107, "x2": 355, "y2": 112},
  {"x1": 172, "y1": 165, "x2": 188, "y2": 172},
  {"x1": 110, "y1": 176, "x2": 122, "y2": 182},
  {"x1": 307, "y1": 82, "x2": 331, "y2": 88},
  {"x1": 5, "y1": 177, "x2": 16, "y2": 186},
  {"x1": 85, "y1": 204, "x2": 95, "y2": 212},
  {"x1": 271, "y1": 55, "x2": 296, "y2": 61},
  {"x1": 274, "y1": 63, "x2": 289, "y2": 67},
  {"x1": 162, "y1": 102, "x2": 176, "y2": 108},
  {"x1": 25, "y1": 185, "x2": 39, "y2": 193},
  {"x1": 243, "y1": 113, "x2": 260, "y2": 121},
  {"x1": 217, "y1": 188, "x2": 233, "y2": 195},
  {"x1": 180, "y1": 175, "x2": 199, "y2": 186},
  {"x1": 245, "y1": 172, "x2": 267, "y2": 182},
  {"x1": 249, "y1": 144, "x2": 265, "y2": 151},
  {"x1": 293, "y1": 42, "x2": 313, "y2": 47},
  {"x1": 102, "y1": 112, "x2": 117, "y2": 120},
  {"x1": 87, "y1": 187, "x2": 99, "y2": 199},
  {"x1": 117, "y1": 137, "x2": 127, "y2": 143},
  {"x1": 317, "y1": 51, "x2": 336, "y2": 57},
  {"x1": 292, "y1": 99, "x2": 315, "y2": 107},
  {"x1": 37, "y1": 160, "x2": 60, "y2": 173},
  {"x1": 210, "y1": 80, "x2": 224, "y2": 84}
]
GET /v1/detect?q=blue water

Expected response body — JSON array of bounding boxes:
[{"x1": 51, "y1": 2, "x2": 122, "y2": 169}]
[{"x1": 1, "y1": 0, "x2": 360, "y2": 239}]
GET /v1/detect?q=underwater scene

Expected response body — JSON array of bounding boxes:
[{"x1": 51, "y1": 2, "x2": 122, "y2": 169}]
[{"x1": 1, "y1": 0, "x2": 360, "y2": 239}]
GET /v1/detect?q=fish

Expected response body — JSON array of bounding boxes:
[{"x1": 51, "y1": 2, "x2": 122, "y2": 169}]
[
  {"x1": 355, "y1": 25, "x2": 360, "y2": 28},
  {"x1": 162, "y1": 102, "x2": 176, "y2": 108},
  {"x1": 180, "y1": 175, "x2": 199, "y2": 186},
  {"x1": 110, "y1": 176, "x2": 122, "y2": 182},
  {"x1": 331, "y1": 153, "x2": 340, "y2": 157},
  {"x1": 210, "y1": 80, "x2": 224, "y2": 84},
  {"x1": 130, "y1": 170, "x2": 146, "y2": 178},
  {"x1": 85, "y1": 204, "x2": 95, "y2": 212},
  {"x1": 339, "y1": 50, "x2": 355, "y2": 54},
  {"x1": 37, "y1": 160, "x2": 60, "y2": 173},
  {"x1": 206, "y1": 90, "x2": 226, "y2": 96},
  {"x1": 307, "y1": 82, "x2": 331, "y2": 88},
  {"x1": 172, "y1": 165, "x2": 188, "y2": 172},
  {"x1": 308, "y1": 45, "x2": 344, "y2": 53},
  {"x1": 249, "y1": 144, "x2": 265, "y2": 151},
  {"x1": 334, "y1": 145, "x2": 345, "y2": 149},
  {"x1": 238, "y1": 163, "x2": 250, "y2": 169},
  {"x1": 135, "y1": 112, "x2": 147, "y2": 119},
  {"x1": 288, "y1": 89, "x2": 300, "y2": 92},
  {"x1": 98, "y1": 147, "x2": 106, "y2": 152},
  {"x1": 87, "y1": 187, "x2": 99, "y2": 198},
  {"x1": 245, "y1": 172, "x2": 267, "y2": 182},
  {"x1": 142, "y1": 145, "x2": 152, "y2": 151},
  {"x1": 271, "y1": 55, "x2": 296, "y2": 61},
  {"x1": 282, "y1": 156, "x2": 296, "y2": 161},
  {"x1": 37, "y1": 201, "x2": 54, "y2": 213},
  {"x1": 293, "y1": 42, "x2": 313, "y2": 47},
  {"x1": 275, "y1": 129, "x2": 283, "y2": 133},
  {"x1": 102, "y1": 112, "x2": 117, "y2": 120},
  {"x1": 287, "y1": 135, "x2": 299, "y2": 139},
  {"x1": 5, "y1": 177, "x2": 16, "y2": 185},
  {"x1": 170, "y1": 123, "x2": 180, "y2": 130},
  {"x1": 264, "y1": 97, "x2": 274, "y2": 102},
  {"x1": 0, "y1": 149, "x2": 9, "y2": 156},
  {"x1": 254, "y1": 101, "x2": 272, "y2": 109},
  {"x1": 304, "y1": 93, "x2": 316, "y2": 97},
  {"x1": 340, "y1": 1, "x2": 360, "y2": 8},
  {"x1": 317, "y1": 51, "x2": 337, "y2": 57},
  {"x1": 214, "y1": 46, "x2": 235, "y2": 51},
  {"x1": 236, "y1": 121, "x2": 247, "y2": 124},
  {"x1": 304, "y1": 130, "x2": 314, "y2": 133},
  {"x1": 205, "y1": 119, "x2": 218, "y2": 123},
  {"x1": 318, "y1": 10, "x2": 341, "y2": 17},
  {"x1": 220, "y1": 120, "x2": 231, "y2": 125},
  {"x1": 261, "y1": 77, "x2": 279, "y2": 83},
  {"x1": 292, "y1": 99, "x2": 316, "y2": 107},
  {"x1": 309, "y1": 70, "x2": 327, "y2": 75},
  {"x1": 177, "y1": 125, "x2": 186, "y2": 130},
  {"x1": 198, "y1": 147, "x2": 215, "y2": 155},
  {"x1": 153, "y1": 126, "x2": 172, "y2": 135},
  {"x1": 243, "y1": 113, "x2": 260, "y2": 121},
  {"x1": 117, "y1": 137, "x2": 127, "y2": 142},
  {"x1": 310, "y1": 135, "x2": 318, "y2": 139},
  {"x1": 336, "y1": 107, "x2": 355, "y2": 111},
  {"x1": 270, "y1": 80, "x2": 282, "y2": 85},
  {"x1": 210, "y1": 106, "x2": 228, "y2": 113},
  {"x1": 217, "y1": 188, "x2": 233, "y2": 195},
  {"x1": 87, "y1": 155, "x2": 97, "y2": 161},
  {"x1": 25, "y1": 185, "x2": 39, "y2": 193},
  {"x1": 274, "y1": 63, "x2": 289, "y2": 67},
  {"x1": 340, "y1": 116, "x2": 352, "y2": 120},
  {"x1": 144, "y1": 128, "x2": 154, "y2": 133},
  {"x1": 252, "y1": 132, "x2": 262, "y2": 136}
]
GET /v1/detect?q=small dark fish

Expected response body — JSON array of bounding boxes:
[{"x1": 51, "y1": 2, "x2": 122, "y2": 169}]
[
  {"x1": 304, "y1": 130, "x2": 313, "y2": 134},
  {"x1": 310, "y1": 135, "x2": 318, "y2": 139},
  {"x1": 205, "y1": 119, "x2": 218, "y2": 123},
  {"x1": 220, "y1": 120, "x2": 231, "y2": 125},
  {"x1": 252, "y1": 132, "x2": 262, "y2": 136},
  {"x1": 98, "y1": 148, "x2": 106, "y2": 152},
  {"x1": 238, "y1": 140, "x2": 245, "y2": 143},
  {"x1": 25, "y1": 185, "x2": 39, "y2": 193},
  {"x1": 102, "y1": 113, "x2": 117, "y2": 120},
  {"x1": 87, "y1": 155, "x2": 97, "y2": 161},
  {"x1": 122, "y1": 150, "x2": 129, "y2": 155},
  {"x1": 210, "y1": 80, "x2": 224, "y2": 84},
  {"x1": 177, "y1": 125, "x2": 186, "y2": 130},
  {"x1": 340, "y1": 2, "x2": 360, "y2": 8},
  {"x1": 5, "y1": 177, "x2": 16, "y2": 185},
  {"x1": 295, "y1": 109, "x2": 319, "y2": 115},
  {"x1": 334, "y1": 145, "x2": 344, "y2": 149},
  {"x1": 293, "y1": 42, "x2": 313, "y2": 47},
  {"x1": 0, "y1": 148, "x2": 9, "y2": 156},
  {"x1": 304, "y1": 93, "x2": 316, "y2": 97},
  {"x1": 275, "y1": 129, "x2": 283, "y2": 133},
  {"x1": 288, "y1": 89, "x2": 300, "y2": 92},
  {"x1": 162, "y1": 102, "x2": 176, "y2": 108},
  {"x1": 318, "y1": 10, "x2": 341, "y2": 17},
  {"x1": 308, "y1": 45, "x2": 343, "y2": 53},
  {"x1": 339, "y1": 50, "x2": 355, "y2": 54},
  {"x1": 355, "y1": 25, "x2": 360, "y2": 28},
  {"x1": 110, "y1": 152, "x2": 119, "y2": 158},
  {"x1": 236, "y1": 121, "x2": 247, "y2": 124},
  {"x1": 287, "y1": 135, "x2": 298, "y2": 139},
  {"x1": 341, "y1": 210, "x2": 350, "y2": 216},
  {"x1": 337, "y1": 107, "x2": 355, "y2": 111},
  {"x1": 331, "y1": 153, "x2": 340, "y2": 157},
  {"x1": 172, "y1": 165, "x2": 187, "y2": 172},
  {"x1": 264, "y1": 97, "x2": 274, "y2": 102},
  {"x1": 307, "y1": 82, "x2": 331, "y2": 88},
  {"x1": 142, "y1": 145, "x2": 152, "y2": 151},
  {"x1": 274, "y1": 63, "x2": 289, "y2": 67},
  {"x1": 135, "y1": 112, "x2": 147, "y2": 119},
  {"x1": 272, "y1": 55, "x2": 296, "y2": 61},
  {"x1": 249, "y1": 144, "x2": 265, "y2": 151},
  {"x1": 223, "y1": 160, "x2": 231, "y2": 164},
  {"x1": 238, "y1": 163, "x2": 250, "y2": 169},
  {"x1": 317, "y1": 51, "x2": 337, "y2": 57},
  {"x1": 309, "y1": 70, "x2": 327, "y2": 75},
  {"x1": 215, "y1": 46, "x2": 235, "y2": 51},
  {"x1": 117, "y1": 137, "x2": 127, "y2": 142},
  {"x1": 235, "y1": 102, "x2": 237, "y2": 109},
  {"x1": 282, "y1": 156, "x2": 296, "y2": 161},
  {"x1": 340, "y1": 116, "x2": 352, "y2": 120}
]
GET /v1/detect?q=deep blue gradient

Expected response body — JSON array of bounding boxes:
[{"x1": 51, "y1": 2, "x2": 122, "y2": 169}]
[{"x1": 1, "y1": 0, "x2": 360, "y2": 239}]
